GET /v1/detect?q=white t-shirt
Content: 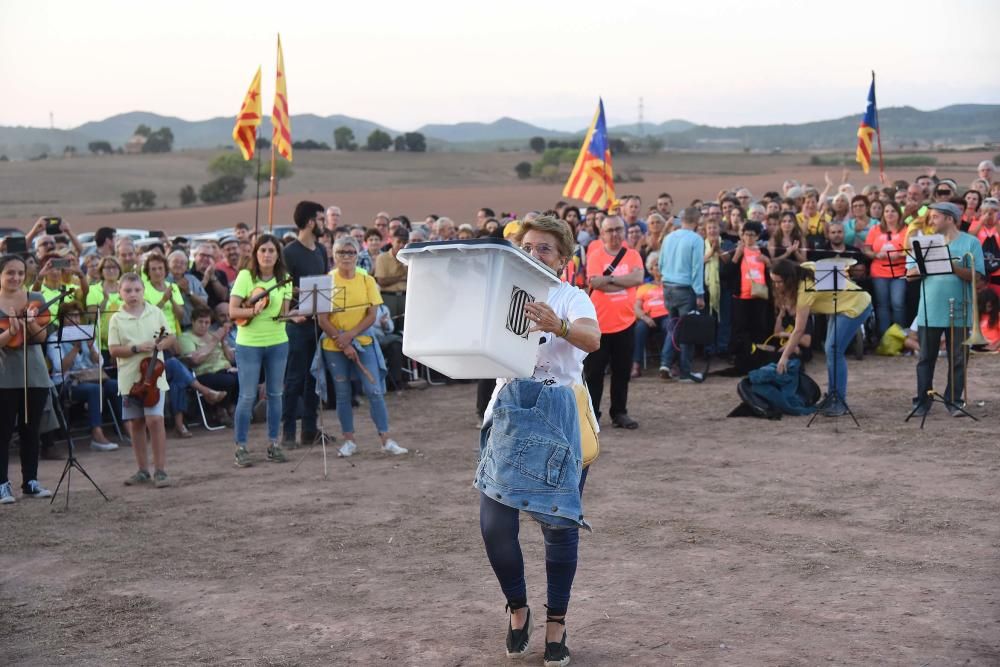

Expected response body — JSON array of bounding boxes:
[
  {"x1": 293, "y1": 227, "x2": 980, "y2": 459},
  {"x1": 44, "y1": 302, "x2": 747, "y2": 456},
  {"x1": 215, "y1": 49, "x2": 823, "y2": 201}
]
[{"x1": 485, "y1": 282, "x2": 597, "y2": 417}]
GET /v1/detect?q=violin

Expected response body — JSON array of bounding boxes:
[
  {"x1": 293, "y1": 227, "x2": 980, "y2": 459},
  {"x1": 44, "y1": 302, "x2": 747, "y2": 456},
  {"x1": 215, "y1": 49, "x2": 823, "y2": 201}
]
[
  {"x1": 0, "y1": 287, "x2": 71, "y2": 348},
  {"x1": 234, "y1": 276, "x2": 292, "y2": 327},
  {"x1": 128, "y1": 326, "x2": 169, "y2": 408}
]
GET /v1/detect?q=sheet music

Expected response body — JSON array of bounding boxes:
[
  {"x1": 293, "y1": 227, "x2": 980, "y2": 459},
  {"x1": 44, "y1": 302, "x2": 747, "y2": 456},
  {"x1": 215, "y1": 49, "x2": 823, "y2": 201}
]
[
  {"x1": 911, "y1": 234, "x2": 953, "y2": 275},
  {"x1": 812, "y1": 259, "x2": 850, "y2": 291},
  {"x1": 57, "y1": 324, "x2": 95, "y2": 342},
  {"x1": 287, "y1": 274, "x2": 335, "y2": 316}
]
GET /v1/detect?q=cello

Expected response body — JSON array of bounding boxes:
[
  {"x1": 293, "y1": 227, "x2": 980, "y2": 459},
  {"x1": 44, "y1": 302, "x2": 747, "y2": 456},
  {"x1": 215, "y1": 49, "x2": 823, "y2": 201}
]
[{"x1": 128, "y1": 326, "x2": 169, "y2": 408}]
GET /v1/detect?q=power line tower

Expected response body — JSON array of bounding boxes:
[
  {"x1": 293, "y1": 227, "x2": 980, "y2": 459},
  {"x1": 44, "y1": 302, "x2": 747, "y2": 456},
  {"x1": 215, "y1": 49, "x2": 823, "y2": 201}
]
[
  {"x1": 637, "y1": 97, "x2": 645, "y2": 137},
  {"x1": 50, "y1": 111, "x2": 54, "y2": 130}
]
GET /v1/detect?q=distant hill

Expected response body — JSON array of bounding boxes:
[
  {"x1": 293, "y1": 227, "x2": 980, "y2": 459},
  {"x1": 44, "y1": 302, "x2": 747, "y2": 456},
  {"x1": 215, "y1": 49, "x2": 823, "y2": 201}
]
[{"x1": 1, "y1": 104, "x2": 998, "y2": 159}]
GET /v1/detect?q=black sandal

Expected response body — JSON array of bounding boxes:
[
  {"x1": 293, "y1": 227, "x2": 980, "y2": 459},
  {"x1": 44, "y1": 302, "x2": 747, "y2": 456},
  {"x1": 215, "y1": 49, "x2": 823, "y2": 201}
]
[
  {"x1": 505, "y1": 602, "x2": 532, "y2": 659},
  {"x1": 543, "y1": 613, "x2": 571, "y2": 667}
]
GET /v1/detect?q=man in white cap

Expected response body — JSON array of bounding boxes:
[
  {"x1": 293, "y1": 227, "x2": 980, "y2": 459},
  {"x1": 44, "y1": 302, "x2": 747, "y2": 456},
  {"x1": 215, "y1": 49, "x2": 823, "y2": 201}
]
[{"x1": 907, "y1": 201, "x2": 984, "y2": 417}]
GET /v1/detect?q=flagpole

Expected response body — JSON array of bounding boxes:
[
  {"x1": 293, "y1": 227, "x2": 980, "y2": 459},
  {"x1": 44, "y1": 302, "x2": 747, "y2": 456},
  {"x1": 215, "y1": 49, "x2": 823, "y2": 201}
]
[
  {"x1": 872, "y1": 70, "x2": 886, "y2": 184},
  {"x1": 253, "y1": 127, "x2": 262, "y2": 239}
]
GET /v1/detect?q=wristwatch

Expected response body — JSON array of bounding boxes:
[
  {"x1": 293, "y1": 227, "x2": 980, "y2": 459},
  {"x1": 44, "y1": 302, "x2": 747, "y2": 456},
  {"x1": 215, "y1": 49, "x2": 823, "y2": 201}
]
[
  {"x1": 131, "y1": 345, "x2": 138, "y2": 354},
  {"x1": 608, "y1": 275, "x2": 615, "y2": 285}
]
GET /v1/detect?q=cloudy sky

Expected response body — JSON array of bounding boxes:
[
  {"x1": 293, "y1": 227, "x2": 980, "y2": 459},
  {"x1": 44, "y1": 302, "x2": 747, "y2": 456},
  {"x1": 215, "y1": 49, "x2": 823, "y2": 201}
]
[{"x1": 2, "y1": 0, "x2": 998, "y2": 131}]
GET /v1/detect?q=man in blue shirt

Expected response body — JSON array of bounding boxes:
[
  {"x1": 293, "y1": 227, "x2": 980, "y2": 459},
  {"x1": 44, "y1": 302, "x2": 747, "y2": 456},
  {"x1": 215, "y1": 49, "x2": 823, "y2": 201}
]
[
  {"x1": 907, "y1": 202, "x2": 985, "y2": 416},
  {"x1": 658, "y1": 207, "x2": 706, "y2": 382}
]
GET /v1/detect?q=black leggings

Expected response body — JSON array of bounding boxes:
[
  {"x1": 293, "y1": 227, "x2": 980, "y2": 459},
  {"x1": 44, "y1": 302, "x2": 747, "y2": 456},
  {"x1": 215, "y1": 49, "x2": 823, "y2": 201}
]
[
  {"x1": 479, "y1": 468, "x2": 589, "y2": 617},
  {"x1": 0, "y1": 387, "x2": 49, "y2": 488}
]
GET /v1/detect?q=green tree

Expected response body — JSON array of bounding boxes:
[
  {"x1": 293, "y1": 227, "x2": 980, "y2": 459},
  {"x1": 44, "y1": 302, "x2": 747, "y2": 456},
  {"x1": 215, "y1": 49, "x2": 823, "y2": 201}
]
[
  {"x1": 120, "y1": 189, "x2": 156, "y2": 210},
  {"x1": 142, "y1": 127, "x2": 174, "y2": 153},
  {"x1": 404, "y1": 132, "x2": 427, "y2": 153},
  {"x1": 334, "y1": 126, "x2": 357, "y2": 151},
  {"x1": 134, "y1": 124, "x2": 152, "y2": 137},
  {"x1": 256, "y1": 136, "x2": 271, "y2": 149},
  {"x1": 209, "y1": 152, "x2": 254, "y2": 179},
  {"x1": 393, "y1": 135, "x2": 407, "y2": 152},
  {"x1": 366, "y1": 129, "x2": 393, "y2": 152},
  {"x1": 199, "y1": 176, "x2": 247, "y2": 204},
  {"x1": 257, "y1": 158, "x2": 293, "y2": 195},
  {"x1": 529, "y1": 136, "x2": 546, "y2": 153},
  {"x1": 179, "y1": 185, "x2": 197, "y2": 206},
  {"x1": 515, "y1": 161, "x2": 532, "y2": 179},
  {"x1": 88, "y1": 141, "x2": 113, "y2": 154}
]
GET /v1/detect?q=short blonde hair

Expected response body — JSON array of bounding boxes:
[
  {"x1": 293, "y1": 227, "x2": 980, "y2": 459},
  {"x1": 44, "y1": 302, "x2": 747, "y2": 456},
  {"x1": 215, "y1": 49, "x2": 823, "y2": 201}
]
[{"x1": 513, "y1": 215, "x2": 575, "y2": 259}]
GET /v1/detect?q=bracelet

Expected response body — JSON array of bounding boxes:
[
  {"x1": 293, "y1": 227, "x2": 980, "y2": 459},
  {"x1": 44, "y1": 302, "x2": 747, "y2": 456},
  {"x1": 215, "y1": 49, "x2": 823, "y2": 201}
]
[{"x1": 557, "y1": 319, "x2": 569, "y2": 338}]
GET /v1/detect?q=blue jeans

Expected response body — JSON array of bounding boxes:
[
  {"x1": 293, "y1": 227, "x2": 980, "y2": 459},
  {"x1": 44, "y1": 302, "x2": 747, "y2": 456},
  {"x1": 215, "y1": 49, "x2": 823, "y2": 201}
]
[
  {"x1": 480, "y1": 467, "x2": 589, "y2": 617},
  {"x1": 632, "y1": 315, "x2": 669, "y2": 365},
  {"x1": 165, "y1": 357, "x2": 195, "y2": 416},
  {"x1": 662, "y1": 283, "x2": 697, "y2": 374},
  {"x1": 234, "y1": 342, "x2": 288, "y2": 445},
  {"x1": 322, "y1": 345, "x2": 389, "y2": 435},
  {"x1": 871, "y1": 277, "x2": 906, "y2": 337},
  {"x1": 67, "y1": 379, "x2": 120, "y2": 428},
  {"x1": 282, "y1": 322, "x2": 320, "y2": 439},
  {"x1": 712, "y1": 286, "x2": 734, "y2": 354},
  {"x1": 825, "y1": 304, "x2": 873, "y2": 403}
]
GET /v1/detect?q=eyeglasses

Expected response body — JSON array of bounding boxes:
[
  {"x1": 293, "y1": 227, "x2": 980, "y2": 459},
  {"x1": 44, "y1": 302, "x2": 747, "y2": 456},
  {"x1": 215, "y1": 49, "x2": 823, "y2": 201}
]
[
  {"x1": 521, "y1": 243, "x2": 555, "y2": 256},
  {"x1": 935, "y1": 189, "x2": 953, "y2": 196},
  {"x1": 335, "y1": 250, "x2": 357, "y2": 257},
  {"x1": 602, "y1": 227, "x2": 626, "y2": 234}
]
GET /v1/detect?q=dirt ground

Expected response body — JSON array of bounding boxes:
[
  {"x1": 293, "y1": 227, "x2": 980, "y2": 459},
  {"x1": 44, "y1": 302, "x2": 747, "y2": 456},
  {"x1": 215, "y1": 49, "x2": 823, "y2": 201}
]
[{"x1": 1, "y1": 352, "x2": 998, "y2": 666}]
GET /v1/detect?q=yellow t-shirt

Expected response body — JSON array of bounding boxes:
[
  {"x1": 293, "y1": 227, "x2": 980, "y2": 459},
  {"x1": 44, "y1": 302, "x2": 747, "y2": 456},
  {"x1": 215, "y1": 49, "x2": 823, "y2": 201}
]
[
  {"x1": 143, "y1": 280, "x2": 184, "y2": 335},
  {"x1": 231, "y1": 270, "x2": 292, "y2": 347},
  {"x1": 796, "y1": 211, "x2": 828, "y2": 236},
  {"x1": 797, "y1": 262, "x2": 872, "y2": 318},
  {"x1": 108, "y1": 303, "x2": 170, "y2": 395},
  {"x1": 86, "y1": 283, "x2": 124, "y2": 350},
  {"x1": 40, "y1": 281, "x2": 80, "y2": 322},
  {"x1": 321, "y1": 271, "x2": 383, "y2": 352}
]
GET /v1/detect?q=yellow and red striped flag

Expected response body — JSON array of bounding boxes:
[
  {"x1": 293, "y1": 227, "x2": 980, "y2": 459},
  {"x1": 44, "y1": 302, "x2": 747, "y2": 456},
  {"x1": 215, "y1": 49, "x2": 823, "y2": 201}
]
[
  {"x1": 562, "y1": 99, "x2": 616, "y2": 208},
  {"x1": 271, "y1": 34, "x2": 293, "y2": 161},
  {"x1": 232, "y1": 66, "x2": 262, "y2": 160}
]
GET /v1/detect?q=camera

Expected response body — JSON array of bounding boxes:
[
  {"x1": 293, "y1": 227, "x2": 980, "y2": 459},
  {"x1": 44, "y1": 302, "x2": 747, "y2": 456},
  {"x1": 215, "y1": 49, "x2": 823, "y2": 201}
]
[
  {"x1": 44, "y1": 216, "x2": 63, "y2": 235},
  {"x1": 49, "y1": 257, "x2": 72, "y2": 271}
]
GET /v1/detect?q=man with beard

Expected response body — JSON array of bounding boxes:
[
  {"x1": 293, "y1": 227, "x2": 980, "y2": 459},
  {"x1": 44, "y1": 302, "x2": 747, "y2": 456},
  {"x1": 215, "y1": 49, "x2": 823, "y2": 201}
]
[{"x1": 281, "y1": 201, "x2": 331, "y2": 447}]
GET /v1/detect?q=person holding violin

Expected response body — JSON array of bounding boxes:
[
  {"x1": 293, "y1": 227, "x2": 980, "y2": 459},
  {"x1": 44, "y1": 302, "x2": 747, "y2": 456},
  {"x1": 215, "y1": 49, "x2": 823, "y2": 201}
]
[
  {"x1": 108, "y1": 273, "x2": 174, "y2": 488},
  {"x1": 0, "y1": 254, "x2": 54, "y2": 505},
  {"x1": 229, "y1": 233, "x2": 294, "y2": 468}
]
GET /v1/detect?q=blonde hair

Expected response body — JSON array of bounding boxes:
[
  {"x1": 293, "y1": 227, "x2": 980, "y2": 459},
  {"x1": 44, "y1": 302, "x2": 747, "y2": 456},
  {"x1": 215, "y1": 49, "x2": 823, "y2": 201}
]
[{"x1": 513, "y1": 215, "x2": 575, "y2": 259}]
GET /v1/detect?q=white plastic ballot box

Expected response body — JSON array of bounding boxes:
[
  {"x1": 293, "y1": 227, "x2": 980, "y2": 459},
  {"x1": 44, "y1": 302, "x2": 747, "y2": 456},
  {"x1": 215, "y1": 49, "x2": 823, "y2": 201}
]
[{"x1": 397, "y1": 239, "x2": 560, "y2": 379}]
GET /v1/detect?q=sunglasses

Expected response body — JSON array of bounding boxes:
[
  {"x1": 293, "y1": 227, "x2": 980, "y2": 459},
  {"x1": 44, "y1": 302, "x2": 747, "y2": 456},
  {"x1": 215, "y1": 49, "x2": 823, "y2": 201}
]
[{"x1": 935, "y1": 189, "x2": 953, "y2": 196}]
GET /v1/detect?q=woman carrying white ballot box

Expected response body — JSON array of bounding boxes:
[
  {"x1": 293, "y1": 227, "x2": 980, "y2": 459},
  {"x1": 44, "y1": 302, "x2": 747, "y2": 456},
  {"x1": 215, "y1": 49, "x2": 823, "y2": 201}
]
[{"x1": 473, "y1": 216, "x2": 601, "y2": 666}]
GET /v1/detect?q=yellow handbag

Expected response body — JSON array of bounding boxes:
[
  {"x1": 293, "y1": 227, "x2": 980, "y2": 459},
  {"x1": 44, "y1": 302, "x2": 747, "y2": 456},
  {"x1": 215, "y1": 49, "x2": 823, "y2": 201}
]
[{"x1": 572, "y1": 383, "x2": 600, "y2": 468}]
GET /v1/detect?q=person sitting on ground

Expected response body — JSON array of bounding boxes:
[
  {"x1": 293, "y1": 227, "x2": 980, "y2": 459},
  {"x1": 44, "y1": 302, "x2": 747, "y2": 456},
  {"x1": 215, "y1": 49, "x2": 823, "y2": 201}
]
[
  {"x1": 46, "y1": 302, "x2": 120, "y2": 450},
  {"x1": 631, "y1": 251, "x2": 669, "y2": 378}
]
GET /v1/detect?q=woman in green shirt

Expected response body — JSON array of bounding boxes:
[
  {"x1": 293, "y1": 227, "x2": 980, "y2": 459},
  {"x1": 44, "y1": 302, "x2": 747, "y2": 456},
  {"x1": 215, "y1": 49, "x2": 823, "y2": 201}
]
[
  {"x1": 228, "y1": 234, "x2": 294, "y2": 467},
  {"x1": 85, "y1": 256, "x2": 123, "y2": 364},
  {"x1": 142, "y1": 254, "x2": 184, "y2": 336}
]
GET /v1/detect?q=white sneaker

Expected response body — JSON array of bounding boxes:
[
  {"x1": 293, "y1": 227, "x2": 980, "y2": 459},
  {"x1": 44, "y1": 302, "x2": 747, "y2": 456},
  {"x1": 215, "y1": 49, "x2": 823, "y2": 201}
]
[
  {"x1": 23, "y1": 480, "x2": 52, "y2": 499},
  {"x1": 337, "y1": 440, "x2": 357, "y2": 458},
  {"x1": 382, "y1": 439, "x2": 408, "y2": 455},
  {"x1": 0, "y1": 481, "x2": 15, "y2": 504},
  {"x1": 90, "y1": 441, "x2": 119, "y2": 452}
]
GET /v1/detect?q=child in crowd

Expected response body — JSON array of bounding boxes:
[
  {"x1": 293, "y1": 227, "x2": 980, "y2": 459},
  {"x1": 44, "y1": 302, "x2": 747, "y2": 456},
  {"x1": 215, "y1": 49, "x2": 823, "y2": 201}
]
[{"x1": 108, "y1": 272, "x2": 173, "y2": 488}]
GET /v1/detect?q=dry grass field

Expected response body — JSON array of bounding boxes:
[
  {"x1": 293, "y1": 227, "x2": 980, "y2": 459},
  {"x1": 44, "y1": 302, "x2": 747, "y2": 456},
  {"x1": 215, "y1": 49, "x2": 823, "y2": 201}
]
[{"x1": 0, "y1": 149, "x2": 992, "y2": 234}]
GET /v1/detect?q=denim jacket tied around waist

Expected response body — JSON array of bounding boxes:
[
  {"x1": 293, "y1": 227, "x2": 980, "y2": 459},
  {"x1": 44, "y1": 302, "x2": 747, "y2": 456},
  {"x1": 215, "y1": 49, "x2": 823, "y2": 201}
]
[{"x1": 474, "y1": 379, "x2": 589, "y2": 531}]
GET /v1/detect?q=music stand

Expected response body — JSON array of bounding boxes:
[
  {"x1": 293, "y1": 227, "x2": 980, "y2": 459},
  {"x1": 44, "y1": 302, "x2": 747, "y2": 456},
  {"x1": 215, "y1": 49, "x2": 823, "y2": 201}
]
[
  {"x1": 280, "y1": 276, "x2": 345, "y2": 479},
  {"x1": 45, "y1": 316, "x2": 110, "y2": 509},
  {"x1": 893, "y1": 237, "x2": 978, "y2": 426},
  {"x1": 807, "y1": 259, "x2": 861, "y2": 428}
]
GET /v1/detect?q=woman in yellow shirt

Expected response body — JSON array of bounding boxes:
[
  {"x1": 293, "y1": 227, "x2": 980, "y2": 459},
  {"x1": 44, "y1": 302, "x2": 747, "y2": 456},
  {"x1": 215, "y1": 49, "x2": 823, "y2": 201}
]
[
  {"x1": 85, "y1": 256, "x2": 123, "y2": 364},
  {"x1": 320, "y1": 237, "x2": 406, "y2": 458},
  {"x1": 142, "y1": 254, "x2": 184, "y2": 336},
  {"x1": 228, "y1": 234, "x2": 294, "y2": 467},
  {"x1": 771, "y1": 259, "x2": 872, "y2": 416}
]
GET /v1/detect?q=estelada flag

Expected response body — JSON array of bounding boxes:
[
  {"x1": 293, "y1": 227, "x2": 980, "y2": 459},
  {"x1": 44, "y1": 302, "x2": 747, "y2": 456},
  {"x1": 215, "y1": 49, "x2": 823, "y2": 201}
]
[
  {"x1": 272, "y1": 34, "x2": 293, "y2": 162},
  {"x1": 856, "y1": 77, "x2": 879, "y2": 175},
  {"x1": 232, "y1": 67, "x2": 262, "y2": 161},
  {"x1": 563, "y1": 99, "x2": 616, "y2": 208}
]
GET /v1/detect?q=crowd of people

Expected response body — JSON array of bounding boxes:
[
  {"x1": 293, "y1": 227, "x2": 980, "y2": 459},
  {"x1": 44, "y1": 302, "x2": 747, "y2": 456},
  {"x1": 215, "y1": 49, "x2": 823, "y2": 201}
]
[{"x1": 0, "y1": 159, "x2": 997, "y2": 499}]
